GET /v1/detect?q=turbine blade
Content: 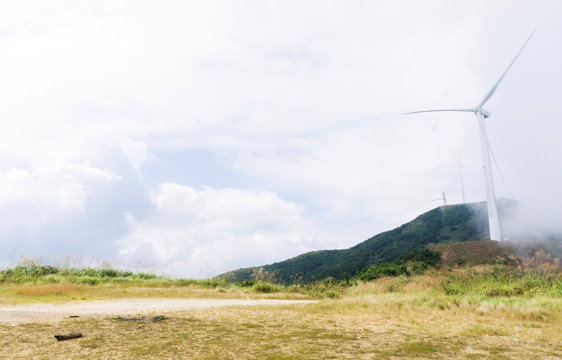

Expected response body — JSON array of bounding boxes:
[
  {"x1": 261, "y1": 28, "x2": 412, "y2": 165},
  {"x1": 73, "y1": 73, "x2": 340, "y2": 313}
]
[
  {"x1": 432, "y1": 162, "x2": 459, "y2": 170},
  {"x1": 403, "y1": 108, "x2": 474, "y2": 115},
  {"x1": 425, "y1": 198, "x2": 443, "y2": 203},
  {"x1": 478, "y1": 29, "x2": 535, "y2": 107}
]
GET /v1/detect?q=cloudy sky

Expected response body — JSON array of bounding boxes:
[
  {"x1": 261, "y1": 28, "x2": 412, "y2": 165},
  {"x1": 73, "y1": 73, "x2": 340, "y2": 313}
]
[{"x1": 1, "y1": 1, "x2": 561, "y2": 277}]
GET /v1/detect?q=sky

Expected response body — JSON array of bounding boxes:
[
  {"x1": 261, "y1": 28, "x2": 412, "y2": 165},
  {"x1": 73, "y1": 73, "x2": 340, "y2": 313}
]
[{"x1": 1, "y1": 1, "x2": 561, "y2": 278}]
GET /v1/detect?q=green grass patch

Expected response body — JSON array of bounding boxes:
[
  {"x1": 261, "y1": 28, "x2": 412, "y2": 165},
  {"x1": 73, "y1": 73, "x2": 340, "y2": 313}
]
[
  {"x1": 355, "y1": 248, "x2": 442, "y2": 282},
  {"x1": 441, "y1": 266, "x2": 561, "y2": 297}
]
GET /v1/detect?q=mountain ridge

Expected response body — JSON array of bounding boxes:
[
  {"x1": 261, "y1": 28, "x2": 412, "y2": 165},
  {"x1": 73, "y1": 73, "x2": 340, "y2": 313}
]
[{"x1": 221, "y1": 201, "x2": 499, "y2": 283}]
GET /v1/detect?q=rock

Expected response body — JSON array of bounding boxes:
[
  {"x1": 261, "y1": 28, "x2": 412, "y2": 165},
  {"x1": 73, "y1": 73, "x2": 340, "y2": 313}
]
[{"x1": 54, "y1": 332, "x2": 83, "y2": 341}]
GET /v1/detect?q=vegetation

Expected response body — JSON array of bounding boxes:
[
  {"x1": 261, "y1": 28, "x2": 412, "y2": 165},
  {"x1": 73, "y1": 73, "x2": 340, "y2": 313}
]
[
  {"x1": 0, "y1": 265, "x2": 158, "y2": 285},
  {"x1": 429, "y1": 239, "x2": 520, "y2": 265},
  {"x1": 1, "y1": 240, "x2": 560, "y2": 303},
  {"x1": 0, "y1": 263, "x2": 349, "y2": 303},
  {"x1": 355, "y1": 248, "x2": 442, "y2": 281},
  {"x1": 0, "y1": 260, "x2": 560, "y2": 359},
  {"x1": 442, "y1": 266, "x2": 561, "y2": 297},
  {"x1": 221, "y1": 202, "x2": 492, "y2": 283}
]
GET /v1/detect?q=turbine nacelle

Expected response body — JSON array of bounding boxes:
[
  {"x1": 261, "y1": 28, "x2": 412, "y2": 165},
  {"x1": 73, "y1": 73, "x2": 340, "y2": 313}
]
[{"x1": 475, "y1": 107, "x2": 491, "y2": 118}]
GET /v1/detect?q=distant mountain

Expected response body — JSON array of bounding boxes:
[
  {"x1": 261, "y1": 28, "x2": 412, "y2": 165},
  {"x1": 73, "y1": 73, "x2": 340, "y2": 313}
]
[{"x1": 221, "y1": 201, "x2": 498, "y2": 284}]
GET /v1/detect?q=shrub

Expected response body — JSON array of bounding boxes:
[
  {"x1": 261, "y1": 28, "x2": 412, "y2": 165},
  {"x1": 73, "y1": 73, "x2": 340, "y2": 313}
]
[
  {"x1": 198, "y1": 277, "x2": 231, "y2": 288},
  {"x1": 136, "y1": 272, "x2": 157, "y2": 280},
  {"x1": 356, "y1": 249, "x2": 442, "y2": 282},
  {"x1": 236, "y1": 279, "x2": 256, "y2": 287},
  {"x1": 0, "y1": 265, "x2": 164, "y2": 285},
  {"x1": 14, "y1": 264, "x2": 60, "y2": 277},
  {"x1": 253, "y1": 281, "x2": 282, "y2": 293},
  {"x1": 97, "y1": 269, "x2": 120, "y2": 278}
]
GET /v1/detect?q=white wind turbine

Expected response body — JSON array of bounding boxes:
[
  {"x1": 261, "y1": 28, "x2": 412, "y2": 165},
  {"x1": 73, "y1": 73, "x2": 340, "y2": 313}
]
[
  {"x1": 433, "y1": 156, "x2": 465, "y2": 204},
  {"x1": 405, "y1": 30, "x2": 535, "y2": 241}
]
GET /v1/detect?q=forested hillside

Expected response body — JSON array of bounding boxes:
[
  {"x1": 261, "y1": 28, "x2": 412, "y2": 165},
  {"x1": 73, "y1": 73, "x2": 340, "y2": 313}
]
[{"x1": 221, "y1": 202, "x2": 492, "y2": 283}]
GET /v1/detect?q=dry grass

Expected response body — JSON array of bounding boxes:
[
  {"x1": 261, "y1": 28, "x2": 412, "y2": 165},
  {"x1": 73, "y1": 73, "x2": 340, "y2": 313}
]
[
  {"x1": 1, "y1": 265, "x2": 560, "y2": 359},
  {"x1": 0, "y1": 290, "x2": 560, "y2": 359},
  {"x1": 0, "y1": 283, "x2": 312, "y2": 305}
]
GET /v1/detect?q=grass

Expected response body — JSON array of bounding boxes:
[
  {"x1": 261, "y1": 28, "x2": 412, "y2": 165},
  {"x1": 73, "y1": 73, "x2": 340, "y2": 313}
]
[
  {"x1": 0, "y1": 282, "x2": 317, "y2": 305},
  {"x1": 0, "y1": 264, "x2": 350, "y2": 304},
  {"x1": 441, "y1": 266, "x2": 561, "y2": 297},
  {"x1": 0, "y1": 291, "x2": 559, "y2": 359},
  {"x1": 0, "y1": 263, "x2": 560, "y2": 359}
]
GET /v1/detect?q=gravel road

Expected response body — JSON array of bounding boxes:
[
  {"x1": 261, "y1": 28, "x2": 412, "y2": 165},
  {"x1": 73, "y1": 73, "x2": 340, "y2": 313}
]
[{"x1": 0, "y1": 298, "x2": 317, "y2": 324}]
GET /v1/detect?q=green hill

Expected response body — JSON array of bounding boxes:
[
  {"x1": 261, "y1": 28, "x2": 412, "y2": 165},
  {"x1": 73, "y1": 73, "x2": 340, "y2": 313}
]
[{"x1": 221, "y1": 201, "x2": 495, "y2": 284}]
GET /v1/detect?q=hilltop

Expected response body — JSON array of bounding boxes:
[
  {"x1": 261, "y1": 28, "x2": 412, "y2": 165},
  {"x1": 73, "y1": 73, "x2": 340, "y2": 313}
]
[
  {"x1": 220, "y1": 198, "x2": 561, "y2": 284},
  {"x1": 221, "y1": 201, "x2": 496, "y2": 283}
]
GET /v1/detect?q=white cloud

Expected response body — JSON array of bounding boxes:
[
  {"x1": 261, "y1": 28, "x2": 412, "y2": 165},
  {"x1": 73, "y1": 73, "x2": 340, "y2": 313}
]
[
  {"x1": 118, "y1": 184, "x2": 337, "y2": 278},
  {"x1": 0, "y1": 161, "x2": 121, "y2": 212}
]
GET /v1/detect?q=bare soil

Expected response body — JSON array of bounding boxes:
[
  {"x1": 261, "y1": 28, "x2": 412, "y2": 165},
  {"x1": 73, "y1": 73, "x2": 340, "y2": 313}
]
[
  {"x1": 0, "y1": 293, "x2": 559, "y2": 359},
  {"x1": 0, "y1": 298, "x2": 316, "y2": 324}
]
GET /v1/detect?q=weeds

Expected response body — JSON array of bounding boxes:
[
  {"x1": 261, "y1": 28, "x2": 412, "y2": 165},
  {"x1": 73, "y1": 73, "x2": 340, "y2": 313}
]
[
  {"x1": 253, "y1": 281, "x2": 283, "y2": 293},
  {"x1": 0, "y1": 265, "x2": 157, "y2": 285},
  {"x1": 0, "y1": 264, "x2": 348, "y2": 302},
  {"x1": 441, "y1": 266, "x2": 561, "y2": 297},
  {"x1": 2, "y1": 260, "x2": 560, "y2": 305}
]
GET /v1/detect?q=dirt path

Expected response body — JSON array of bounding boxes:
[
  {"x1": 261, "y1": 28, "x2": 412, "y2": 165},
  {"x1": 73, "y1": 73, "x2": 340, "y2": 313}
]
[{"x1": 0, "y1": 298, "x2": 317, "y2": 324}]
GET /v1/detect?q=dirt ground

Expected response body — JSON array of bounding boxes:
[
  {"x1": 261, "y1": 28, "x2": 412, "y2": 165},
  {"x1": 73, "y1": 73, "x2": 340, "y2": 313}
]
[
  {"x1": 0, "y1": 298, "x2": 317, "y2": 324},
  {"x1": 0, "y1": 295, "x2": 560, "y2": 359}
]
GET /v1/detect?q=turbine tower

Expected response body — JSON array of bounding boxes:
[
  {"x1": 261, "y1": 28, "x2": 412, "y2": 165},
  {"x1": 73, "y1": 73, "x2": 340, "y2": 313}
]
[{"x1": 405, "y1": 30, "x2": 535, "y2": 241}]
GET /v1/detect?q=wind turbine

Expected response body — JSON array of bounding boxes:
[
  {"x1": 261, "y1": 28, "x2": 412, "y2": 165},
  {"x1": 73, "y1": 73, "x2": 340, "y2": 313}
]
[
  {"x1": 426, "y1": 192, "x2": 447, "y2": 206},
  {"x1": 405, "y1": 30, "x2": 535, "y2": 241},
  {"x1": 433, "y1": 157, "x2": 465, "y2": 204}
]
